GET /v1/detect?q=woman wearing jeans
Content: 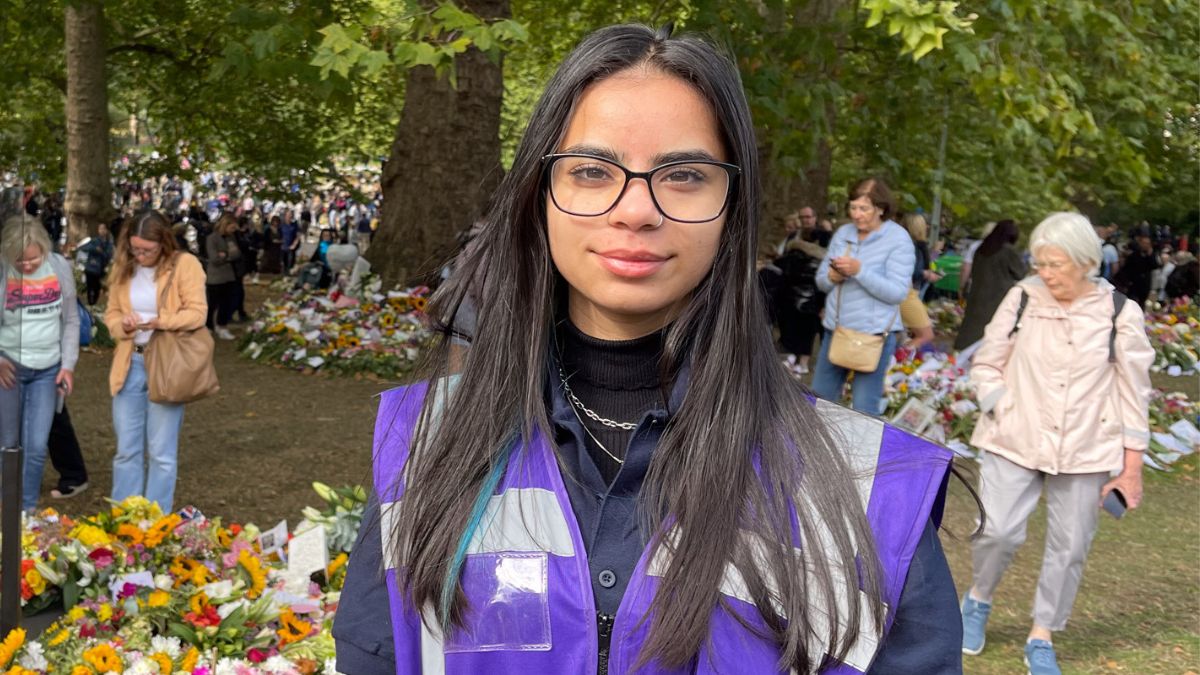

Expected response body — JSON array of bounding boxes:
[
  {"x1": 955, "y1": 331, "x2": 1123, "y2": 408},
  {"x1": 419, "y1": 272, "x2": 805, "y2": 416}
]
[
  {"x1": 104, "y1": 210, "x2": 207, "y2": 513},
  {"x1": 811, "y1": 177, "x2": 913, "y2": 414},
  {"x1": 0, "y1": 215, "x2": 79, "y2": 512}
]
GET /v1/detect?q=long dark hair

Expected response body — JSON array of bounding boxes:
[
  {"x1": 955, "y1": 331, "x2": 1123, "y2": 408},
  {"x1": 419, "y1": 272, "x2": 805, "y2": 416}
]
[
  {"x1": 977, "y1": 218, "x2": 1019, "y2": 257},
  {"x1": 392, "y1": 24, "x2": 884, "y2": 671}
]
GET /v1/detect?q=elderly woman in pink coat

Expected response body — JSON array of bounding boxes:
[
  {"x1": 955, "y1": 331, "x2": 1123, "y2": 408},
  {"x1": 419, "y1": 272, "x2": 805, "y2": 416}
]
[{"x1": 959, "y1": 212, "x2": 1154, "y2": 675}]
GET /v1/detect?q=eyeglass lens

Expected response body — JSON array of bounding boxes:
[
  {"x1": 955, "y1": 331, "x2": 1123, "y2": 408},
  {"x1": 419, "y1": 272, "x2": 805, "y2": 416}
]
[{"x1": 548, "y1": 155, "x2": 731, "y2": 223}]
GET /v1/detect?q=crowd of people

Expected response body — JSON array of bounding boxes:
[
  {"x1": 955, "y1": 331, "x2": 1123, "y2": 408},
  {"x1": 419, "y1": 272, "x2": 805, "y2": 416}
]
[{"x1": 0, "y1": 169, "x2": 383, "y2": 515}]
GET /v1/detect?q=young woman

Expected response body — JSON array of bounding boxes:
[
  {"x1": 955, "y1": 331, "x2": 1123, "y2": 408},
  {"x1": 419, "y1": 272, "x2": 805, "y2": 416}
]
[
  {"x1": 104, "y1": 210, "x2": 207, "y2": 513},
  {"x1": 0, "y1": 215, "x2": 79, "y2": 512},
  {"x1": 334, "y1": 24, "x2": 960, "y2": 674}
]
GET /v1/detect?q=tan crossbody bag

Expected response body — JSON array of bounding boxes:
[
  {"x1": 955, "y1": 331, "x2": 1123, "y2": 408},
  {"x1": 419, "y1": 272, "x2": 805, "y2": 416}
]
[{"x1": 827, "y1": 244, "x2": 898, "y2": 373}]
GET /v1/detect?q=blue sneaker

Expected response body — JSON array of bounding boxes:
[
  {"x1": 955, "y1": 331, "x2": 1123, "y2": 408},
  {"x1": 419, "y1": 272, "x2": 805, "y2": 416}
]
[
  {"x1": 1024, "y1": 639, "x2": 1062, "y2": 675},
  {"x1": 960, "y1": 594, "x2": 991, "y2": 655}
]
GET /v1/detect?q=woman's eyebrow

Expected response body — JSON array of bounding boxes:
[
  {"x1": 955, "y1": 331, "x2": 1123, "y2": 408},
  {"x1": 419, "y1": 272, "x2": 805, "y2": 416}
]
[
  {"x1": 555, "y1": 145, "x2": 722, "y2": 166},
  {"x1": 558, "y1": 144, "x2": 620, "y2": 162},
  {"x1": 653, "y1": 149, "x2": 720, "y2": 165}
]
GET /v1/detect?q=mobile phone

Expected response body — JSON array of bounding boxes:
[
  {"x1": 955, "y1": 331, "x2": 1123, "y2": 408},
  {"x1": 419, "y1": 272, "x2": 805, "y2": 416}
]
[{"x1": 1102, "y1": 488, "x2": 1127, "y2": 519}]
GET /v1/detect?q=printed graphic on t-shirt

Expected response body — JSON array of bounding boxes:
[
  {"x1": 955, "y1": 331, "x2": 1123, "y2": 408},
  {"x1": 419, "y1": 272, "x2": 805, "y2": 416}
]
[{"x1": 5, "y1": 268, "x2": 63, "y2": 315}]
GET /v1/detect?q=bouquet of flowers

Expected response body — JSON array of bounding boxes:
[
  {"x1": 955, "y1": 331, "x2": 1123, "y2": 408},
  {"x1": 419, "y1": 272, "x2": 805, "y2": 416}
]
[
  {"x1": 926, "y1": 299, "x2": 964, "y2": 339},
  {"x1": 241, "y1": 274, "x2": 431, "y2": 379},
  {"x1": 1144, "y1": 299, "x2": 1200, "y2": 376},
  {"x1": 883, "y1": 349, "x2": 979, "y2": 450},
  {"x1": 0, "y1": 483, "x2": 369, "y2": 674}
]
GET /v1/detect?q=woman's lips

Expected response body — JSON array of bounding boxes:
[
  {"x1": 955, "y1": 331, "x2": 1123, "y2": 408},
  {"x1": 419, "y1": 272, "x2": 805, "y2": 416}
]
[{"x1": 594, "y1": 249, "x2": 669, "y2": 278}]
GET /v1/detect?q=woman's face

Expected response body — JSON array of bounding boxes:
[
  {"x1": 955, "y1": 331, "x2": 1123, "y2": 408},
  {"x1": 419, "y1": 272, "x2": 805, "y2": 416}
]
[
  {"x1": 13, "y1": 244, "x2": 46, "y2": 275},
  {"x1": 547, "y1": 69, "x2": 728, "y2": 340},
  {"x1": 129, "y1": 235, "x2": 162, "y2": 267},
  {"x1": 1033, "y1": 245, "x2": 1090, "y2": 301},
  {"x1": 848, "y1": 195, "x2": 884, "y2": 232}
]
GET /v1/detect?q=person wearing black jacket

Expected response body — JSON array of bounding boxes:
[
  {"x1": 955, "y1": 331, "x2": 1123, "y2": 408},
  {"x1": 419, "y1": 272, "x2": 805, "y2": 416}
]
[
  {"x1": 1114, "y1": 225, "x2": 1161, "y2": 307},
  {"x1": 773, "y1": 222, "x2": 829, "y2": 375}
]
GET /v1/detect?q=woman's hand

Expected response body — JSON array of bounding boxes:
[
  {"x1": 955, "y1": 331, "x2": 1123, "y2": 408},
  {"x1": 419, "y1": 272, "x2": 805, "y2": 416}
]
[
  {"x1": 0, "y1": 357, "x2": 15, "y2": 390},
  {"x1": 831, "y1": 256, "x2": 861, "y2": 277},
  {"x1": 56, "y1": 369, "x2": 74, "y2": 397},
  {"x1": 1101, "y1": 450, "x2": 1144, "y2": 509},
  {"x1": 144, "y1": 318, "x2": 162, "y2": 331},
  {"x1": 828, "y1": 267, "x2": 846, "y2": 284},
  {"x1": 121, "y1": 314, "x2": 140, "y2": 335}
]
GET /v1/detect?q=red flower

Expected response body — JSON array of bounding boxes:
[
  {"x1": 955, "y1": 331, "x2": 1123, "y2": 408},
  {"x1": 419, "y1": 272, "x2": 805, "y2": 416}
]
[
  {"x1": 185, "y1": 604, "x2": 221, "y2": 628},
  {"x1": 248, "y1": 648, "x2": 269, "y2": 663}
]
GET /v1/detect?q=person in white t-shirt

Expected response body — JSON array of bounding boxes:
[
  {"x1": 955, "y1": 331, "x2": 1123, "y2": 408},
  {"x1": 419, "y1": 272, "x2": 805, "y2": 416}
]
[{"x1": 0, "y1": 215, "x2": 80, "y2": 512}]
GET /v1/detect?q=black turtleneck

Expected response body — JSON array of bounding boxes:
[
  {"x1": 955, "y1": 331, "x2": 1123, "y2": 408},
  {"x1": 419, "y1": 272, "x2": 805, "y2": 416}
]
[{"x1": 556, "y1": 320, "x2": 667, "y2": 485}]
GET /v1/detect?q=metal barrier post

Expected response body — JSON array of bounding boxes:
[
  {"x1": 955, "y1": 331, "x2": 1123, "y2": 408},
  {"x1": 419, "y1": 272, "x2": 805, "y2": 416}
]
[{"x1": 1, "y1": 445, "x2": 23, "y2": 636}]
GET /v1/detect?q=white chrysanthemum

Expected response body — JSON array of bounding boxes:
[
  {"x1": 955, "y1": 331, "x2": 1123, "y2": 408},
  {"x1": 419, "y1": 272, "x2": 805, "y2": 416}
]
[
  {"x1": 154, "y1": 573, "x2": 174, "y2": 591},
  {"x1": 125, "y1": 657, "x2": 161, "y2": 675},
  {"x1": 150, "y1": 635, "x2": 183, "y2": 659},
  {"x1": 213, "y1": 657, "x2": 246, "y2": 675},
  {"x1": 18, "y1": 641, "x2": 49, "y2": 670},
  {"x1": 262, "y1": 655, "x2": 298, "y2": 673}
]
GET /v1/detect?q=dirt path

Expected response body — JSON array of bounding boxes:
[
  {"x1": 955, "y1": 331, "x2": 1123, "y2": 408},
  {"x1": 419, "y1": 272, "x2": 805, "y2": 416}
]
[{"x1": 35, "y1": 282, "x2": 396, "y2": 526}]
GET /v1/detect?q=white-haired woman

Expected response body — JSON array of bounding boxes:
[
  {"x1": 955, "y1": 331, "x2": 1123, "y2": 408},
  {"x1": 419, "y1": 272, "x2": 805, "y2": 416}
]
[
  {"x1": 960, "y1": 212, "x2": 1154, "y2": 675},
  {"x1": 0, "y1": 215, "x2": 80, "y2": 512}
]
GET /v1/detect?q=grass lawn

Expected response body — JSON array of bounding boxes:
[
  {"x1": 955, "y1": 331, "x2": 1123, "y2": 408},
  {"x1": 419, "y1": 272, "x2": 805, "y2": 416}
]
[{"x1": 942, "y1": 373, "x2": 1200, "y2": 674}]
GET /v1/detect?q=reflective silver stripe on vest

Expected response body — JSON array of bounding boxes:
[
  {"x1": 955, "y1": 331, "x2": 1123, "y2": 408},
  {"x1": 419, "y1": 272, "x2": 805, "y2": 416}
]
[
  {"x1": 420, "y1": 606, "x2": 447, "y2": 674},
  {"x1": 813, "y1": 398, "x2": 885, "y2": 512},
  {"x1": 466, "y1": 487, "x2": 575, "y2": 557},
  {"x1": 649, "y1": 528, "x2": 882, "y2": 673},
  {"x1": 646, "y1": 402, "x2": 888, "y2": 672},
  {"x1": 380, "y1": 488, "x2": 574, "y2": 571}
]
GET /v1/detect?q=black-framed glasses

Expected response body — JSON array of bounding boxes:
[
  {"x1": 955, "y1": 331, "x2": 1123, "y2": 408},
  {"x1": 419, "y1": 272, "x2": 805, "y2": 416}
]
[{"x1": 542, "y1": 153, "x2": 740, "y2": 224}]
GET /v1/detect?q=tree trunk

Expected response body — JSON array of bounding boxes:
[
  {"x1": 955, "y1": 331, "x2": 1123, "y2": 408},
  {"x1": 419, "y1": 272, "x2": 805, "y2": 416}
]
[
  {"x1": 759, "y1": 114, "x2": 834, "y2": 255},
  {"x1": 64, "y1": 0, "x2": 112, "y2": 243},
  {"x1": 369, "y1": 0, "x2": 508, "y2": 286},
  {"x1": 757, "y1": 0, "x2": 842, "y2": 252}
]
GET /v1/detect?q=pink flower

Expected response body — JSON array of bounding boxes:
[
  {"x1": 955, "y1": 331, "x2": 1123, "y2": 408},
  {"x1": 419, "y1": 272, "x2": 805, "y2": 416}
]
[
  {"x1": 247, "y1": 647, "x2": 268, "y2": 663},
  {"x1": 88, "y1": 548, "x2": 115, "y2": 568}
]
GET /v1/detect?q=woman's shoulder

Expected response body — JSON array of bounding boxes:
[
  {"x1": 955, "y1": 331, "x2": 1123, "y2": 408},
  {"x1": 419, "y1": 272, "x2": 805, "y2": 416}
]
[{"x1": 172, "y1": 251, "x2": 204, "y2": 273}]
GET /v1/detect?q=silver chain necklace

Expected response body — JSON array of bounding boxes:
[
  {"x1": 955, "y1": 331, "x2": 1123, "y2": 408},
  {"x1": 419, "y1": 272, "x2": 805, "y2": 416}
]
[
  {"x1": 558, "y1": 368, "x2": 638, "y2": 466},
  {"x1": 558, "y1": 368, "x2": 638, "y2": 430}
]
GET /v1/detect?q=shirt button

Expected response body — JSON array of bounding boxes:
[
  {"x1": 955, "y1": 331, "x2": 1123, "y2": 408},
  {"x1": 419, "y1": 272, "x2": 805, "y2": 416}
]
[{"x1": 598, "y1": 570, "x2": 617, "y2": 588}]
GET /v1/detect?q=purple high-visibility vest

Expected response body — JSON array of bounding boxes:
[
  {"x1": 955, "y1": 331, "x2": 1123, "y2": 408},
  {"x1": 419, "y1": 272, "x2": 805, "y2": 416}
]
[{"x1": 373, "y1": 381, "x2": 951, "y2": 674}]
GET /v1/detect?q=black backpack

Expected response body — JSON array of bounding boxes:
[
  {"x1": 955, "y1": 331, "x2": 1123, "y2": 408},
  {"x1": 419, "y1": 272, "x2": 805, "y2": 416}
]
[{"x1": 1009, "y1": 288, "x2": 1127, "y2": 363}]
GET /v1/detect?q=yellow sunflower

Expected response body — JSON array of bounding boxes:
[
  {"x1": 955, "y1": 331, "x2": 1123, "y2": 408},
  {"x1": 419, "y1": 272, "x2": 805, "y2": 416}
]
[
  {"x1": 277, "y1": 608, "x2": 313, "y2": 647},
  {"x1": 149, "y1": 652, "x2": 174, "y2": 674},
  {"x1": 82, "y1": 643, "x2": 123, "y2": 673},
  {"x1": 179, "y1": 647, "x2": 200, "y2": 672},
  {"x1": 238, "y1": 549, "x2": 267, "y2": 599},
  {"x1": 143, "y1": 513, "x2": 182, "y2": 548},
  {"x1": 0, "y1": 628, "x2": 25, "y2": 668}
]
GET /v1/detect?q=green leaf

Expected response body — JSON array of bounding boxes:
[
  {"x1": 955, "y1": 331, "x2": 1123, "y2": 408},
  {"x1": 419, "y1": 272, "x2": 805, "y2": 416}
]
[{"x1": 169, "y1": 621, "x2": 199, "y2": 644}]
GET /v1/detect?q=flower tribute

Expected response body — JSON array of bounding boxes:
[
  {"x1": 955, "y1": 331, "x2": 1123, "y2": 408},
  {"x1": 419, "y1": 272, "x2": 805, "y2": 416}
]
[
  {"x1": 0, "y1": 483, "x2": 368, "y2": 674},
  {"x1": 240, "y1": 274, "x2": 432, "y2": 379}
]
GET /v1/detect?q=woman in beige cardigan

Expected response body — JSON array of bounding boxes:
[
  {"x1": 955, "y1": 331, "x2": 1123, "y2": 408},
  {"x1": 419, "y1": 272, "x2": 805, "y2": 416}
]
[
  {"x1": 104, "y1": 210, "x2": 207, "y2": 512},
  {"x1": 960, "y1": 212, "x2": 1154, "y2": 675}
]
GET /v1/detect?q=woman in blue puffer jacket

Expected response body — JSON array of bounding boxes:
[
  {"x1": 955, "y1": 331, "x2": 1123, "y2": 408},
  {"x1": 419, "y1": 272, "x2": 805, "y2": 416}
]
[{"x1": 812, "y1": 177, "x2": 914, "y2": 414}]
